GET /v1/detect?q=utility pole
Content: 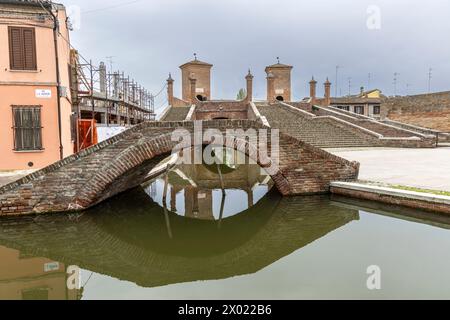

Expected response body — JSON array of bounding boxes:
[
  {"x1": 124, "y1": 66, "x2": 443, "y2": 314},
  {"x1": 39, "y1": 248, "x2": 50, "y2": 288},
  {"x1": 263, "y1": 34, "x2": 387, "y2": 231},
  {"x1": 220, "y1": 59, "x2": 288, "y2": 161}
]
[
  {"x1": 393, "y1": 72, "x2": 400, "y2": 96},
  {"x1": 105, "y1": 70, "x2": 109, "y2": 127},
  {"x1": 347, "y1": 77, "x2": 352, "y2": 96},
  {"x1": 335, "y1": 65, "x2": 341, "y2": 97},
  {"x1": 406, "y1": 83, "x2": 411, "y2": 96},
  {"x1": 428, "y1": 68, "x2": 433, "y2": 93},
  {"x1": 368, "y1": 73, "x2": 371, "y2": 89}
]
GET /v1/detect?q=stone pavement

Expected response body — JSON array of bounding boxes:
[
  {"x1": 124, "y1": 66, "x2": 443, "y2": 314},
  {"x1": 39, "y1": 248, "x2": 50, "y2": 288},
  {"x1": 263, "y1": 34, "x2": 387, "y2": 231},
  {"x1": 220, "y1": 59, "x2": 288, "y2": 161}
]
[
  {"x1": 0, "y1": 171, "x2": 33, "y2": 187},
  {"x1": 328, "y1": 147, "x2": 450, "y2": 192}
]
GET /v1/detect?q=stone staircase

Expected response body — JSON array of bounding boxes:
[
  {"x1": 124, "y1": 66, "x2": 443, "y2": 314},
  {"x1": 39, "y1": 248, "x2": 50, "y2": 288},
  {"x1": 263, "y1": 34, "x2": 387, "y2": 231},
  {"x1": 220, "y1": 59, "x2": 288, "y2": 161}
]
[
  {"x1": 313, "y1": 105, "x2": 448, "y2": 143},
  {"x1": 380, "y1": 118, "x2": 450, "y2": 143},
  {"x1": 312, "y1": 106, "x2": 425, "y2": 138},
  {"x1": 161, "y1": 107, "x2": 190, "y2": 121},
  {"x1": 256, "y1": 103, "x2": 378, "y2": 148}
]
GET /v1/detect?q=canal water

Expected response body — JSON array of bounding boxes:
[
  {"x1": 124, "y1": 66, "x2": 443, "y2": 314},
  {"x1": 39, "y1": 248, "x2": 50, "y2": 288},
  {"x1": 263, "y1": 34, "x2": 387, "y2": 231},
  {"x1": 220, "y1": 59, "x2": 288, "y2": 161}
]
[{"x1": 0, "y1": 160, "x2": 450, "y2": 300}]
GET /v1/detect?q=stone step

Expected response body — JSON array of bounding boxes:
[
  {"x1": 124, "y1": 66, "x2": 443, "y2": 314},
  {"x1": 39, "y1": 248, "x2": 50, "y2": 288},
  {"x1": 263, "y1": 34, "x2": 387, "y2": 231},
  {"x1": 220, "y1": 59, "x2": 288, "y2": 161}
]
[{"x1": 257, "y1": 104, "x2": 377, "y2": 148}]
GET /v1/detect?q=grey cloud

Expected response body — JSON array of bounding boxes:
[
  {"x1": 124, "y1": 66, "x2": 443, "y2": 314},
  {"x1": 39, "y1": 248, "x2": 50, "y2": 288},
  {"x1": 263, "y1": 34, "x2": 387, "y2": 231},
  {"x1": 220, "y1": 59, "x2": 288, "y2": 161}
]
[{"x1": 64, "y1": 0, "x2": 450, "y2": 105}]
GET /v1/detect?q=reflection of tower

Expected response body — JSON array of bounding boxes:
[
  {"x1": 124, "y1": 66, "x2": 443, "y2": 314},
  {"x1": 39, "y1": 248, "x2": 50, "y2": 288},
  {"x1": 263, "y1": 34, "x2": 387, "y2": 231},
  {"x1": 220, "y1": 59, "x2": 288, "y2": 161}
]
[
  {"x1": 170, "y1": 186, "x2": 178, "y2": 212},
  {"x1": 246, "y1": 187, "x2": 254, "y2": 208},
  {"x1": 184, "y1": 186, "x2": 214, "y2": 220}
]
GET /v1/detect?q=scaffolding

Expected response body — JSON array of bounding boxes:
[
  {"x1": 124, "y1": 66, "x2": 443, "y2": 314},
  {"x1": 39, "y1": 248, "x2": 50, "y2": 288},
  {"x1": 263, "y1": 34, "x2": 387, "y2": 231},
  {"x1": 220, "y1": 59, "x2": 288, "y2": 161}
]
[
  {"x1": 69, "y1": 49, "x2": 159, "y2": 152},
  {"x1": 70, "y1": 49, "x2": 156, "y2": 127}
]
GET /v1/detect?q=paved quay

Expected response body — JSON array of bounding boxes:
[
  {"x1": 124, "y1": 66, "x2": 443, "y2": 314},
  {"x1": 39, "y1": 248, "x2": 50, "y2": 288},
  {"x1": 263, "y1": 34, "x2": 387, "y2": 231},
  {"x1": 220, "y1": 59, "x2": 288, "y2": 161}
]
[
  {"x1": 0, "y1": 171, "x2": 34, "y2": 188},
  {"x1": 328, "y1": 147, "x2": 450, "y2": 192}
]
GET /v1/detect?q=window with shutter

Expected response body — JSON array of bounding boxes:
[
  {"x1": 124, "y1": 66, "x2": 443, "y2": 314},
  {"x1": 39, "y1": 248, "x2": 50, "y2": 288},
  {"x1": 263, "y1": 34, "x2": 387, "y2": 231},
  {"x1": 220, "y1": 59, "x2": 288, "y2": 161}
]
[
  {"x1": 8, "y1": 27, "x2": 37, "y2": 70},
  {"x1": 12, "y1": 106, "x2": 43, "y2": 151}
]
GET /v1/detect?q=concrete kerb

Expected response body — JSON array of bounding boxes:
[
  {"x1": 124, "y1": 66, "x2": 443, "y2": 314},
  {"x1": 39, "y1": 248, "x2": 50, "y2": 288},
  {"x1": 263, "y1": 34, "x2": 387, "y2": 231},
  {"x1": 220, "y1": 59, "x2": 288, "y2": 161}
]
[{"x1": 331, "y1": 181, "x2": 450, "y2": 214}]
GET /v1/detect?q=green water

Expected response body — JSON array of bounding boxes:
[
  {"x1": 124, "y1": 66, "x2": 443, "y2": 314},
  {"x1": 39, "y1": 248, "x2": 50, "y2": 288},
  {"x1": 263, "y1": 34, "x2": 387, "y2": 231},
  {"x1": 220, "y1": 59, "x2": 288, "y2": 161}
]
[{"x1": 0, "y1": 163, "x2": 450, "y2": 300}]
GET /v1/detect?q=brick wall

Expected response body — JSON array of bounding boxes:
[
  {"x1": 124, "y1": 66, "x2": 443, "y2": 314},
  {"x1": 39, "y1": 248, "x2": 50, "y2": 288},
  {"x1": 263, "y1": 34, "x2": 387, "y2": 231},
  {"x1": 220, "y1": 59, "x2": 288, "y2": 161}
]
[{"x1": 382, "y1": 92, "x2": 450, "y2": 131}]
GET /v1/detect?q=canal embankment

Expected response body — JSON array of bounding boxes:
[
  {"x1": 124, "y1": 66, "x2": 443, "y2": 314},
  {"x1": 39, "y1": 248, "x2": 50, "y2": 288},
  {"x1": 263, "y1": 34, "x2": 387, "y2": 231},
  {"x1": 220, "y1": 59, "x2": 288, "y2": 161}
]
[{"x1": 331, "y1": 181, "x2": 450, "y2": 215}]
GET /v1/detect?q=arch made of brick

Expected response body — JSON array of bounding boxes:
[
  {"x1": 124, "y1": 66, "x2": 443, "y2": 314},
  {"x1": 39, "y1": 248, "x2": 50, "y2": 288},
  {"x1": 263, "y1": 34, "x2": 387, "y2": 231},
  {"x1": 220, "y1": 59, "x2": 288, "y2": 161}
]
[{"x1": 76, "y1": 131, "x2": 291, "y2": 209}]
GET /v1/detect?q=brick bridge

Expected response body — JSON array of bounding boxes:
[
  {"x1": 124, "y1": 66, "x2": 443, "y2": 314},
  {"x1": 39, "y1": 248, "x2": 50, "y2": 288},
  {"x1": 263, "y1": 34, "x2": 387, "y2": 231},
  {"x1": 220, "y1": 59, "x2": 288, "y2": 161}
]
[{"x1": 0, "y1": 119, "x2": 359, "y2": 216}]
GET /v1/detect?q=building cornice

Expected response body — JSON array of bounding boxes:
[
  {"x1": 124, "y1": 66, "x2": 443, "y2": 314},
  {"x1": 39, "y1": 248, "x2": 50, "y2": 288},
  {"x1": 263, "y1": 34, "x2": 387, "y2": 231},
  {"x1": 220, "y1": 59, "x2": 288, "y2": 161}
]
[{"x1": 0, "y1": 81, "x2": 57, "y2": 86}]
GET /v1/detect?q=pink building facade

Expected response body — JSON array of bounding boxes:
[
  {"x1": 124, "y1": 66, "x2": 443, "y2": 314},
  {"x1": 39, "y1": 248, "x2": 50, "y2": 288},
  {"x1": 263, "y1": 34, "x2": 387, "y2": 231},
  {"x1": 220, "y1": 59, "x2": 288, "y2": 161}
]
[{"x1": 0, "y1": 1, "x2": 73, "y2": 170}]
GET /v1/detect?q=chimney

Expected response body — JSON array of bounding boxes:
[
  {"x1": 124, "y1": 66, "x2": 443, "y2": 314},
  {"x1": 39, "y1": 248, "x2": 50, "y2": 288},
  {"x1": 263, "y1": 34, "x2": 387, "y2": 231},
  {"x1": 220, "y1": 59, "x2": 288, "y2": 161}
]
[
  {"x1": 324, "y1": 78, "x2": 331, "y2": 106},
  {"x1": 189, "y1": 73, "x2": 197, "y2": 104},
  {"x1": 266, "y1": 72, "x2": 275, "y2": 103},
  {"x1": 245, "y1": 69, "x2": 254, "y2": 102},
  {"x1": 167, "y1": 73, "x2": 174, "y2": 107},
  {"x1": 309, "y1": 76, "x2": 317, "y2": 105}
]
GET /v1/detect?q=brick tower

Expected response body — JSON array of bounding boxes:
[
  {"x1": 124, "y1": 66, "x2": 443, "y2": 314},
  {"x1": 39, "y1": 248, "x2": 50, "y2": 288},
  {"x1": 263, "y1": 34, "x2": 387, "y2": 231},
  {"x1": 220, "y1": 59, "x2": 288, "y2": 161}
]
[
  {"x1": 265, "y1": 58, "x2": 293, "y2": 102},
  {"x1": 180, "y1": 54, "x2": 213, "y2": 102}
]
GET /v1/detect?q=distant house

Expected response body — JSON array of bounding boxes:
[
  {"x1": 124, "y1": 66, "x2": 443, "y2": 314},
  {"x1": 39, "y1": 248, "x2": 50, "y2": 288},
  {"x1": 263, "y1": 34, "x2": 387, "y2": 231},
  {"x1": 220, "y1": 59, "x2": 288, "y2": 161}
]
[
  {"x1": 308, "y1": 77, "x2": 384, "y2": 119},
  {"x1": 0, "y1": 0, "x2": 74, "y2": 170},
  {"x1": 329, "y1": 88, "x2": 383, "y2": 118}
]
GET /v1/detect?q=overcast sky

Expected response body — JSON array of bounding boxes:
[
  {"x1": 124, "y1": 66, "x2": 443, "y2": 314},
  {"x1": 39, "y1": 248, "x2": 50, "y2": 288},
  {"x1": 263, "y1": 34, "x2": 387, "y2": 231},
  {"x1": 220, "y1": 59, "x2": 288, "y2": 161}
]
[{"x1": 61, "y1": 0, "x2": 450, "y2": 110}]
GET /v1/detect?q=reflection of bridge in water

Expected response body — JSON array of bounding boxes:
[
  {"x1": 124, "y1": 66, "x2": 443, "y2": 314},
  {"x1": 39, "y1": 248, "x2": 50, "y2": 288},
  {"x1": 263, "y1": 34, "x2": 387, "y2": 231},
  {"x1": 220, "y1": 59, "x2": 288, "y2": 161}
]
[
  {"x1": 154, "y1": 162, "x2": 272, "y2": 220},
  {"x1": 0, "y1": 188, "x2": 358, "y2": 289}
]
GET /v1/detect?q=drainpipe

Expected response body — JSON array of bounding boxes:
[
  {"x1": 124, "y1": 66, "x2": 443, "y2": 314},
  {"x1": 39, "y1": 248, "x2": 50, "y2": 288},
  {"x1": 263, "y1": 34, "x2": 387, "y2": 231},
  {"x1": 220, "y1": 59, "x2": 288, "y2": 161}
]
[{"x1": 39, "y1": 1, "x2": 64, "y2": 160}]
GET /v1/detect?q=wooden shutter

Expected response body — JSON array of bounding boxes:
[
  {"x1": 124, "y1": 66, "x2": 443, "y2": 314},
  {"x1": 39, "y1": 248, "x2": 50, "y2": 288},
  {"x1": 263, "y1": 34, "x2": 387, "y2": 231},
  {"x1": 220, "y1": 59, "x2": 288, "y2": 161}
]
[
  {"x1": 8, "y1": 27, "x2": 36, "y2": 70},
  {"x1": 23, "y1": 28, "x2": 37, "y2": 70},
  {"x1": 9, "y1": 27, "x2": 24, "y2": 70}
]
